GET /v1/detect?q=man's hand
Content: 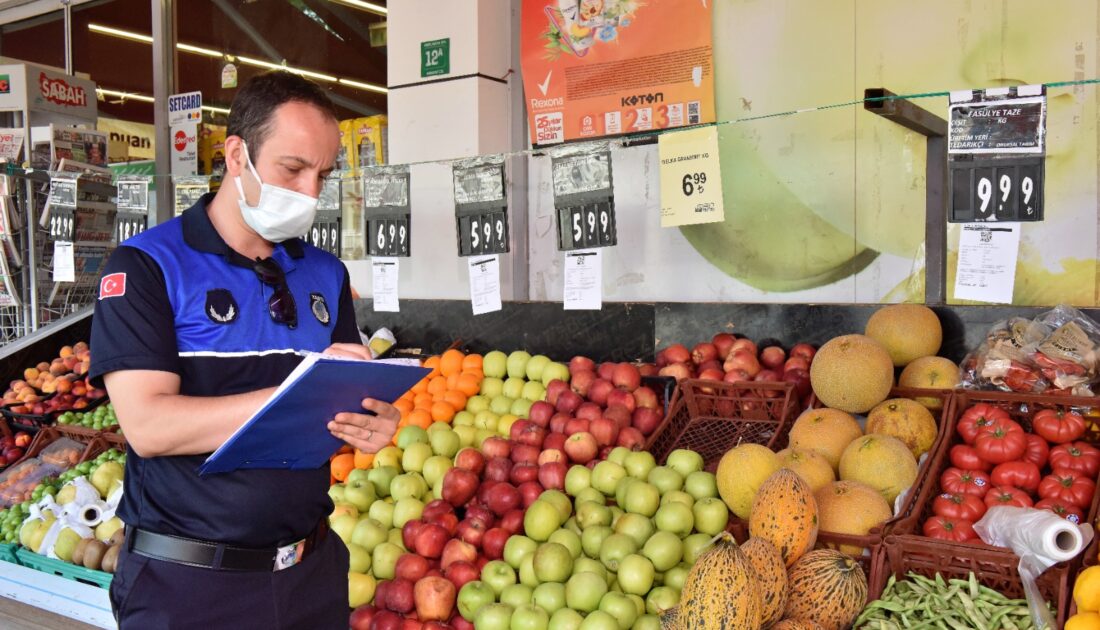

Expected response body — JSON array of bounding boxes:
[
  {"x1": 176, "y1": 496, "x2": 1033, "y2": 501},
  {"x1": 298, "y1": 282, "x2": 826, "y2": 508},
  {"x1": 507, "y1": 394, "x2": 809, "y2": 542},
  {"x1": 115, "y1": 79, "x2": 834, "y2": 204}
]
[
  {"x1": 323, "y1": 343, "x2": 373, "y2": 361},
  {"x1": 328, "y1": 398, "x2": 400, "y2": 453}
]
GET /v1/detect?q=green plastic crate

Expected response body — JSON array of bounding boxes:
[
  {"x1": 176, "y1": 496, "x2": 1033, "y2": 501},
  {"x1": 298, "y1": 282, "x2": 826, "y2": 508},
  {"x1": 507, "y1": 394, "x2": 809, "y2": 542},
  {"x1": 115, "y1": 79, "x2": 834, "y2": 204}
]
[
  {"x1": 14, "y1": 545, "x2": 113, "y2": 589},
  {"x1": 0, "y1": 542, "x2": 18, "y2": 564}
]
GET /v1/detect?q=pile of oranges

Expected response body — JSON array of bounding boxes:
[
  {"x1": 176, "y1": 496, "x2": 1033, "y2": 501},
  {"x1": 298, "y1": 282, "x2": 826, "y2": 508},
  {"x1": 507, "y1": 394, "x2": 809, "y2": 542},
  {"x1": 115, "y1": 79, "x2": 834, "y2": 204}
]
[{"x1": 331, "y1": 349, "x2": 484, "y2": 482}]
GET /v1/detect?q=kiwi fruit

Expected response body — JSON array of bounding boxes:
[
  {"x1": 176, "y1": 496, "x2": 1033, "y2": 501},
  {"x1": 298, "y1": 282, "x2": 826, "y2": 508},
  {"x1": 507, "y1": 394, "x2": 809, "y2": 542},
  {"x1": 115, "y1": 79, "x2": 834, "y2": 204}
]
[
  {"x1": 82, "y1": 540, "x2": 107, "y2": 571},
  {"x1": 108, "y1": 528, "x2": 126, "y2": 547},
  {"x1": 71, "y1": 538, "x2": 91, "y2": 566},
  {"x1": 101, "y1": 544, "x2": 121, "y2": 574}
]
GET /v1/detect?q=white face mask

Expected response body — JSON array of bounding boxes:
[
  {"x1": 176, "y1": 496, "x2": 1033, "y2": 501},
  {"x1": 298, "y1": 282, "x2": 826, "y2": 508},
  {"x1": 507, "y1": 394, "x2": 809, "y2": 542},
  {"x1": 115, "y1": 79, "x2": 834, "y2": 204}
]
[{"x1": 234, "y1": 141, "x2": 318, "y2": 243}]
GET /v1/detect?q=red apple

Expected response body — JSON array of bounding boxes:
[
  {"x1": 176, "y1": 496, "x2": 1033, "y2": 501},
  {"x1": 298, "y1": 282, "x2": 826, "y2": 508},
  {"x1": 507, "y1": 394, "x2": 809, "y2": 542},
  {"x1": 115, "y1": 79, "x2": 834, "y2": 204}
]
[
  {"x1": 385, "y1": 577, "x2": 416, "y2": 614},
  {"x1": 790, "y1": 343, "x2": 816, "y2": 361},
  {"x1": 500, "y1": 509, "x2": 524, "y2": 535},
  {"x1": 755, "y1": 368, "x2": 780, "y2": 382},
  {"x1": 510, "y1": 463, "x2": 539, "y2": 485},
  {"x1": 724, "y1": 350, "x2": 761, "y2": 377},
  {"x1": 510, "y1": 443, "x2": 539, "y2": 465},
  {"x1": 597, "y1": 362, "x2": 616, "y2": 381},
  {"x1": 453, "y1": 448, "x2": 485, "y2": 475},
  {"x1": 697, "y1": 359, "x2": 723, "y2": 373},
  {"x1": 477, "y1": 480, "x2": 500, "y2": 506},
  {"x1": 564, "y1": 432, "x2": 598, "y2": 464},
  {"x1": 730, "y1": 338, "x2": 758, "y2": 357},
  {"x1": 663, "y1": 344, "x2": 691, "y2": 364},
  {"x1": 444, "y1": 560, "x2": 480, "y2": 591},
  {"x1": 414, "y1": 523, "x2": 450, "y2": 559},
  {"x1": 589, "y1": 416, "x2": 620, "y2": 447},
  {"x1": 482, "y1": 527, "x2": 511, "y2": 560},
  {"x1": 617, "y1": 427, "x2": 646, "y2": 449},
  {"x1": 603, "y1": 405, "x2": 632, "y2": 430},
  {"x1": 638, "y1": 363, "x2": 658, "y2": 377},
  {"x1": 374, "y1": 581, "x2": 392, "y2": 612},
  {"x1": 782, "y1": 368, "x2": 812, "y2": 398},
  {"x1": 463, "y1": 505, "x2": 494, "y2": 526},
  {"x1": 451, "y1": 615, "x2": 475, "y2": 630},
  {"x1": 441, "y1": 468, "x2": 480, "y2": 507},
  {"x1": 518, "y1": 481, "x2": 544, "y2": 507},
  {"x1": 698, "y1": 368, "x2": 724, "y2": 382},
  {"x1": 611, "y1": 363, "x2": 641, "y2": 391},
  {"x1": 528, "y1": 401, "x2": 554, "y2": 427},
  {"x1": 570, "y1": 370, "x2": 597, "y2": 397},
  {"x1": 784, "y1": 356, "x2": 810, "y2": 372},
  {"x1": 587, "y1": 379, "x2": 615, "y2": 406},
  {"x1": 564, "y1": 417, "x2": 590, "y2": 435},
  {"x1": 555, "y1": 389, "x2": 583, "y2": 414},
  {"x1": 723, "y1": 368, "x2": 751, "y2": 383},
  {"x1": 711, "y1": 333, "x2": 736, "y2": 359},
  {"x1": 633, "y1": 386, "x2": 658, "y2": 409},
  {"x1": 606, "y1": 389, "x2": 636, "y2": 413},
  {"x1": 760, "y1": 346, "x2": 786, "y2": 370},
  {"x1": 538, "y1": 461, "x2": 568, "y2": 489},
  {"x1": 455, "y1": 517, "x2": 487, "y2": 548},
  {"x1": 402, "y1": 520, "x2": 424, "y2": 550},
  {"x1": 349, "y1": 605, "x2": 377, "y2": 630},
  {"x1": 433, "y1": 512, "x2": 459, "y2": 536},
  {"x1": 632, "y1": 407, "x2": 663, "y2": 436},
  {"x1": 402, "y1": 618, "x2": 424, "y2": 630},
  {"x1": 546, "y1": 379, "x2": 569, "y2": 406},
  {"x1": 510, "y1": 421, "x2": 546, "y2": 448},
  {"x1": 549, "y1": 413, "x2": 571, "y2": 434},
  {"x1": 370, "y1": 609, "x2": 403, "y2": 630},
  {"x1": 598, "y1": 446, "x2": 614, "y2": 460},
  {"x1": 658, "y1": 363, "x2": 692, "y2": 381},
  {"x1": 396, "y1": 553, "x2": 431, "y2": 582},
  {"x1": 542, "y1": 431, "x2": 567, "y2": 452},
  {"x1": 569, "y1": 356, "x2": 596, "y2": 374},
  {"x1": 422, "y1": 500, "x2": 456, "y2": 523},
  {"x1": 481, "y1": 437, "x2": 511, "y2": 460},
  {"x1": 441, "y1": 539, "x2": 477, "y2": 570},
  {"x1": 423, "y1": 623, "x2": 452, "y2": 630},
  {"x1": 414, "y1": 575, "x2": 456, "y2": 621},
  {"x1": 656, "y1": 348, "x2": 670, "y2": 368},
  {"x1": 691, "y1": 343, "x2": 718, "y2": 366},
  {"x1": 484, "y1": 457, "x2": 513, "y2": 482},
  {"x1": 538, "y1": 449, "x2": 566, "y2": 465},
  {"x1": 486, "y1": 482, "x2": 521, "y2": 516},
  {"x1": 575, "y1": 402, "x2": 602, "y2": 422}
]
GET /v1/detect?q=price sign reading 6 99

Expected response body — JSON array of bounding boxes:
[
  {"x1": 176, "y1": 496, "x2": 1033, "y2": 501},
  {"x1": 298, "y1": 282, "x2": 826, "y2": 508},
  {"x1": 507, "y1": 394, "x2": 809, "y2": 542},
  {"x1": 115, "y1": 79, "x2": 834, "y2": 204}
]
[
  {"x1": 682, "y1": 172, "x2": 706, "y2": 196},
  {"x1": 364, "y1": 167, "x2": 412, "y2": 257}
]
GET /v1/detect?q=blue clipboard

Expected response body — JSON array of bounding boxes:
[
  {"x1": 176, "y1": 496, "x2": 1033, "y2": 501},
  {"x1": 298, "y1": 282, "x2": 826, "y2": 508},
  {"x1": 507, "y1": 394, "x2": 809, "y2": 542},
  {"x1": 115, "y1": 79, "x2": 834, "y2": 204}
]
[{"x1": 199, "y1": 354, "x2": 430, "y2": 475}]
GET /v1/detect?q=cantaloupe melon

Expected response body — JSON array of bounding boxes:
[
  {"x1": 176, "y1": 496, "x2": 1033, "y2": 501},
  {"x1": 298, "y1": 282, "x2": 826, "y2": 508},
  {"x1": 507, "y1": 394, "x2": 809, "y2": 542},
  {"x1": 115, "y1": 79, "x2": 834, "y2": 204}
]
[
  {"x1": 788, "y1": 408, "x2": 863, "y2": 472},
  {"x1": 678, "y1": 532, "x2": 762, "y2": 628},
  {"x1": 749, "y1": 470, "x2": 819, "y2": 567},
  {"x1": 783, "y1": 550, "x2": 868, "y2": 630},
  {"x1": 716, "y1": 443, "x2": 782, "y2": 520},
  {"x1": 814, "y1": 480, "x2": 893, "y2": 556},
  {"x1": 741, "y1": 537, "x2": 788, "y2": 628},
  {"x1": 865, "y1": 304, "x2": 943, "y2": 367},
  {"x1": 898, "y1": 356, "x2": 959, "y2": 410},
  {"x1": 866, "y1": 398, "x2": 937, "y2": 459},
  {"x1": 809, "y1": 335, "x2": 894, "y2": 413},
  {"x1": 838, "y1": 434, "x2": 918, "y2": 504},
  {"x1": 776, "y1": 448, "x2": 835, "y2": 493}
]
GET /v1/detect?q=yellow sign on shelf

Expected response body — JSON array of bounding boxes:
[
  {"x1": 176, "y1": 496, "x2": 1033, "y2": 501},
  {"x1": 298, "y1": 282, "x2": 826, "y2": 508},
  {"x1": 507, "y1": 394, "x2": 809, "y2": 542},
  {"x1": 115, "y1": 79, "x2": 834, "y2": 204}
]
[{"x1": 658, "y1": 126, "x2": 725, "y2": 228}]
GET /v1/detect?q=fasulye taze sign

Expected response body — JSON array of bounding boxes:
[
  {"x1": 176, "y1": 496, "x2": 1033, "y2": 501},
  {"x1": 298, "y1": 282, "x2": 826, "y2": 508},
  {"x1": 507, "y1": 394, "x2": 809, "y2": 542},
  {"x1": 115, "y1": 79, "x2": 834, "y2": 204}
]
[{"x1": 168, "y1": 91, "x2": 202, "y2": 126}]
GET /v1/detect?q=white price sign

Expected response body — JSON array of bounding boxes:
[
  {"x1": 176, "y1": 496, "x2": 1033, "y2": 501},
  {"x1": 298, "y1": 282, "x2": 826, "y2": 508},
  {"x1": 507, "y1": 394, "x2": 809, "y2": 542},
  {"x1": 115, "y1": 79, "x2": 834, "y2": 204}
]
[{"x1": 658, "y1": 126, "x2": 726, "y2": 227}]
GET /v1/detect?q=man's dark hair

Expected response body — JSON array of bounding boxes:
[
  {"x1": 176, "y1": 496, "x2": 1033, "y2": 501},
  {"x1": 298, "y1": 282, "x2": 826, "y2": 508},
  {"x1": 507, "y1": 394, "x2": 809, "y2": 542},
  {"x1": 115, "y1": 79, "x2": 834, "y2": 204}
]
[{"x1": 227, "y1": 71, "x2": 338, "y2": 159}]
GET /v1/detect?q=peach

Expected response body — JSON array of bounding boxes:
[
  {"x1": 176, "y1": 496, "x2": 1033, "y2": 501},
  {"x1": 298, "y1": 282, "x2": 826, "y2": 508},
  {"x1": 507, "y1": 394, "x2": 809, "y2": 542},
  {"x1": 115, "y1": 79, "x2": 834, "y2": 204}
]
[{"x1": 23, "y1": 368, "x2": 38, "y2": 381}]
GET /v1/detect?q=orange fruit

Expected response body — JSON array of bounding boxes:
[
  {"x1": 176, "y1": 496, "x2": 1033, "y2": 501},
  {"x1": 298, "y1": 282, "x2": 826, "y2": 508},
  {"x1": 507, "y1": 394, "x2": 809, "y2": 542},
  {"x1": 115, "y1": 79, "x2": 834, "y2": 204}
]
[
  {"x1": 423, "y1": 356, "x2": 441, "y2": 370},
  {"x1": 407, "y1": 409, "x2": 433, "y2": 429},
  {"x1": 411, "y1": 377, "x2": 429, "y2": 394},
  {"x1": 330, "y1": 453, "x2": 355, "y2": 482},
  {"x1": 394, "y1": 398, "x2": 414, "y2": 416},
  {"x1": 430, "y1": 401, "x2": 456, "y2": 423},
  {"x1": 440, "y1": 349, "x2": 465, "y2": 377},
  {"x1": 443, "y1": 390, "x2": 467, "y2": 411},
  {"x1": 446, "y1": 372, "x2": 462, "y2": 392},
  {"x1": 456, "y1": 373, "x2": 481, "y2": 397},
  {"x1": 462, "y1": 354, "x2": 483, "y2": 371},
  {"x1": 353, "y1": 449, "x2": 374, "y2": 469},
  {"x1": 462, "y1": 369, "x2": 484, "y2": 382},
  {"x1": 427, "y1": 376, "x2": 448, "y2": 396}
]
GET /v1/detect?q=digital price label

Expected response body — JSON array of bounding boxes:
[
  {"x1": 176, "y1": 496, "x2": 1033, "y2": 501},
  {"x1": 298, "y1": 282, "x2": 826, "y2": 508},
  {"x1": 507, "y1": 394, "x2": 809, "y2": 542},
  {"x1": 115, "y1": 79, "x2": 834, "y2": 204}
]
[
  {"x1": 453, "y1": 160, "x2": 509, "y2": 256},
  {"x1": 551, "y1": 148, "x2": 617, "y2": 251},
  {"x1": 364, "y1": 167, "x2": 411, "y2": 257}
]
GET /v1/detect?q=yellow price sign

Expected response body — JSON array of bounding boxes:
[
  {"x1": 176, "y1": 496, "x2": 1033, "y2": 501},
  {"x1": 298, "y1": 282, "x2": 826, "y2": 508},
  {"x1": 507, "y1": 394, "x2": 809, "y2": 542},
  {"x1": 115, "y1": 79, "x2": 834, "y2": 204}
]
[{"x1": 658, "y1": 126, "x2": 726, "y2": 228}]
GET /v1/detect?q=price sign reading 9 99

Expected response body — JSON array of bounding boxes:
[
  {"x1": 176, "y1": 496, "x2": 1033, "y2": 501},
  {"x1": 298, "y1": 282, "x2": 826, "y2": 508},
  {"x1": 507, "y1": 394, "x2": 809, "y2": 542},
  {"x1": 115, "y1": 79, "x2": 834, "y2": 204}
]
[
  {"x1": 453, "y1": 161, "x2": 510, "y2": 256},
  {"x1": 364, "y1": 167, "x2": 412, "y2": 257},
  {"x1": 950, "y1": 159, "x2": 1043, "y2": 222},
  {"x1": 551, "y1": 149, "x2": 617, "y2": 251}
]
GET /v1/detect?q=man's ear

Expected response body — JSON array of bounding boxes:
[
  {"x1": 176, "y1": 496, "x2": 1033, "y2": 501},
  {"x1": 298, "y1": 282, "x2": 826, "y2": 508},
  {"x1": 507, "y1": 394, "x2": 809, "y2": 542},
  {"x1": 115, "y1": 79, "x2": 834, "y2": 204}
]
[{"x1": 224, "y1": 136, "x2": 247, "y2": 178}]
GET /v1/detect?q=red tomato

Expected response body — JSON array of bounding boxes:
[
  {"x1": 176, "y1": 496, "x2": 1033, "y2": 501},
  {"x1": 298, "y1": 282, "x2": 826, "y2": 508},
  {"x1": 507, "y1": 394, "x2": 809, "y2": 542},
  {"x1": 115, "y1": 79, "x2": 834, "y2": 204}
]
[
  {"x1": 1031, "y1": 409, "x2": 1087, "y2": 445},
  {"x1": 1035, "y1": 498, "x2": 1085, "y2": 524},
  {"x1": 990, "y1": 461, "x2": 1041, "y2": 492},
  {"x1": 950, "y1": 444, "x2": 992, "y2": 472},
  {"x1": 957, "y1": 403, "x2": 1012, "y2": 444},
  {"x1": 984, "y1": 485, "x2": 1034, "y2": 509},
  {"x1": 940, "y1": 468, "x2": 992, "y2": 498},
  {"x1": 932, "y1": 492, "x2": 988, "y2": 521},
  {"x1": 1049, "y1": 442, "x2": 1100, "y2": 478},
  {"x1": 1038, "y1": 470, "x2": 1096, "y2": 508},
  {"x1": 973, "y1": 420, "x2": 1027, "y2": 464},
  {"x1": 1022, "y1": 434, "x2": 1050, "y2": 469},
  {"x1": 923, "y1": 516, "x2": 978, "y2": 542}
]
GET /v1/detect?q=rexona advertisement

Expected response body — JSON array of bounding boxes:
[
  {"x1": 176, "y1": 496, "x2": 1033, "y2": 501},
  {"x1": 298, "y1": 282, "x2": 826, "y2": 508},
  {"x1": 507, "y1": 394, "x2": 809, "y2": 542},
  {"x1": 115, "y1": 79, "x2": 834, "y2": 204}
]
[{"x1": 520, "y1": 0, "x2": 716, "y2": 145}]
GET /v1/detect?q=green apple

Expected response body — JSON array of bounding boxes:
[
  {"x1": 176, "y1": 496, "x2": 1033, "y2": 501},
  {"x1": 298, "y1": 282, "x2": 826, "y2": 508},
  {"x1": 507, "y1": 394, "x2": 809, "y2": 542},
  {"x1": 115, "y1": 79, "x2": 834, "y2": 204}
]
[
  {"x1": 598, "y1": 533, "x2": 637, "y2": 571},
  {"x1": 507, "y1": 351, "x2": 532, "y2": 378},
  {"x1": 633, "y1": 615, "x2": 660, "y2": 630},
  {"x1": 476, "y1": 429, "x2": 498, "y2": 447},
  {"x1": 623, "y1": 482, "x2": 660, "y2": 517},
  {"x1": 504, "y1": 534, "x2": 538, "y2": 569},
  {"x1": 645, "y1": 586, "x2": 680, "y2": 615},
  {"x1": 475, "y1": 603, "x2": 514, "y2": 630},
  {"x1": 581, "y1": 610, "x2": 620, "y2": 630},
  {"x1": 503, "y1": 377, "x2": 526, "y2": 400},
  {"x1": 482, "y1": 560, "x2": 518, "y2": 596},
  {"x1": 533, "y1": 542, "x2": 573, "y2": 583},
  {"x1": 564, "y1": 465, "x2": 592, "y2": 496},
  {"x1": 623, "y1": 451, "x2": 657, "y2": 480},
  {"x1": 666, "y1": 449, "x2": 704, "y2": 477},
  {"x1": 609, "y1": 506, "x2": 624, "y2": 529},
  {"x1": 330, "y1": 502, "x2": 358, "y2": 521},
  {"x1": 510, "y1": 398, "x2": 534, "y2": 418},
  {"x1": 343, "y1": 483, "x2": 377, "y2": 513},
  {"x1": 532, "y1": 582, "x2": 566, "y2": 615},
  {"x1": 511, "y1": 604, "x2": 549, "y2": 630},
  {"x1": 454, "y1": 410, "x2": 476, "y2": 427},
  {"x1": 346, "y1": 468, "x2": 371, "y2": 488},
  {"x1": 607, "y1": 447, "x2": 631, "y2": 466},
  {"x1": 390, "y1": 473, "x2": 428, "y2": 501},
  {"x1": 572, "y1": 557, "x2": 607, "y2": 580},
  {"x1": 682, "y1": 533, "x2": 714, "y2": 564},
  {"x1": 430, "y1": 429, "x2": 461, "y2": 458},
  {"x1": 468, "y1": 394, "x2": 493, "y2": 414},
  {"x1": 614, "y1": 477, "x2": 636, "y2": 509},
  {"x1": 684, "y1": 471, "x2": 719, "y2": 500},
  {"x1": 371, "y1": 541, "x2": 402, "y2": 579},
  {"x1": 348, "y1": 572, "x2": 376, "y2": 608},
  {"x1": 498, "y1": 414, "x2": 520, "y2": 437},
  {"x1": 574, "y1": 487, "x2": 605, "y2": 506},
  {"x1": 500, "y1": 583, "x2": 534, "y2": 608},
  {"x1": 347, "y1": 542, "x2": 371, "y2": 573},
  {"x1": 490, "y1": 396, "x2": 515, "y2": 416},
  {"x1": 401, "y1": 442, "x2": 433, "y2": 473},
  {"x1": 599, "y1": 592, "x2": 638, "y2": 629},
  {"x1": 476, "y1": 410, "x2": 501, "y2": 430},
  {"x1": 540, "y1": 490, "x2": 573, "y2": 520},
  {"x1": 432, "y1": 477, "x2": 444, "y2": 501},
  {"x1": 525, "y1": 355, "x2": 551, "y2": 381},
  {"x1": 480, "y1": 379, "x2": 504, "y2": 400},
  {"x1": 459, "y1": 580, "x2": 497, "y2": 621},
  {"x1": 646, "y1": 466, "x2": 684, "y2": 495},
  {"x1": 367, "y1": 500, "x2": 395, "y2": 528},
  {"x1": 565, "y1": 571, "x2": 608, "y2": 613},
  {"x1": 387, "y1": 527, "x2": 405, "y2": 550},
  {"x1": 616, "y1": 554, "x2": 655, "y2": 596},
  {"x1": 423, "y1": 455, "x2": 454, "y2": 487},
  {"x1": 581, "y1": 526, "x2": 613, "y2": 559},
  {"x1": 592, "y1": 461, "x2": 627, "y2": 496},
  {"x1": 548, "y1": 529, "x2": 582, "y2": 559},
  {"x1": 373, "y1": 446, "x2": 403, "y2": 469},
  {"x1": 519, "y1": 552, "x2": 539, "y2": 587},
  {"x1": 548, "y1": 608, "x2": 584, "y2": 630},
  {"x1": 627, "y1": 594, "x2": 646, "y2": 617},
  {"x1": 454, "y1": 425, "x2": 478, "y2": 447},
  {"x1": 483, "y1": 351, "x2": 509, "y2": 379},
  {"x1": 642, "y1": 531, "x2": 683, "y2": 571},
  {"x1": 524, "y1": 501, "x2": 564, "y2": 542},
  {"x1": 521, "y1": 380, "x2": 546, "y2": 403},
  {"x1": 663, "y1": 563, "x2": 690, "y2": 591},
  {"x1": 660, "y1": 490, "x2": 695, "y2": 508},
  {"x1": 397, "y1": 425, "x2": 429, "y2": 449},
  {"x1": 428, "y1": 420, "x2": 451, "y2": 434},
  {"x1": 653, "y1": 502, "x2": 694, "y2": 537},
  {"x1": 614, "y1": 513, "x2": 655, "y2": 548},
  {"x1": 350, "y1": 517, "x2": 387, "y2": 552},
  {"x1": 367, "y1": 466, "x2": 399, "y2": 498},
  {"x1": 328, "y1": 484, "x2": 347, "y2": 504},
  {"x1": 540, "y1": 362, "x2": 570, "y2": 387},
  {"x1": 693, "y1": 497, "x2": 730, "y2": 535},
  {"x1": 392, "y1": 497, "x2": 424, "y2": 528},
  {"x1": 330, "y1": 514, "x2": 357, "y2": 545}
]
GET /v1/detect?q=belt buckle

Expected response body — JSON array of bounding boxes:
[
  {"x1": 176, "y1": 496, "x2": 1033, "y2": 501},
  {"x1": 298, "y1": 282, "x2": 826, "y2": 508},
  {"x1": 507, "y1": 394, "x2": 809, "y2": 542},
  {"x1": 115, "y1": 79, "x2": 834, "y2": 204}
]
[{"x1": 273, "y1": 538, "x2": 307, "y2": 572}]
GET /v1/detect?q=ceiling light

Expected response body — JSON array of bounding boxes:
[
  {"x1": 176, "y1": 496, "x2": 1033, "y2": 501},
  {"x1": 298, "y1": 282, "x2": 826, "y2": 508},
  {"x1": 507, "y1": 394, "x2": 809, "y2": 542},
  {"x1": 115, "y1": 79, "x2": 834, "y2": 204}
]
[
  {"x1": 235, "y1": 55, "x2": 338, "y2": 82},
  {"x1": 177, "y1": 42, "x2": 223, "y2": 58},
  {"x1": 88, "y1": 23, "x2": 153, "y2": 43},
  {"x1": 329, "y1": 0, "x2": 387, "y2": 16},
  {"x1": 338, "y1": 78, "x2": 387, "y2": 94},
  {"x1": 97, "y1": 87, "x2": 231, "y2": 114}
]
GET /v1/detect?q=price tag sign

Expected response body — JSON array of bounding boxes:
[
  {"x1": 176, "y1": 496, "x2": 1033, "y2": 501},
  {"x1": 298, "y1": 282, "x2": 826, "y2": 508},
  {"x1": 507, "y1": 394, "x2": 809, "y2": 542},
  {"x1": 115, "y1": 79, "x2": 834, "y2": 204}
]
[
  {"x1": 948, "y1": 86, "x2": 1045, "y2": 223},
  {"x1": 563, "y1": 249, "x2": 602, "y2": 310},
  {"x1": 468, "y1": 255, "x2": 502, "y2": 315},
  {"x1": 954, "y1": 223, "x2": 1022, "y2": 304},
  {"x1": 52, "y1": 241, "x2": 75, "y2": 282},
  {"x1": 47, "y1": 176, "x2": 77, "y2": 210},
  {"x1": 552, "y1": 146, "x2": 616, "y2": 251},
  {"x1": 114, "y1": 177, "x2": 150, "y2": 244},
  {"x1": 372, "y1": 257, "x2": 400, "y2": 312},
  {"x1": 303, "y1": 177, "x2": 342, "y2": 255},
  {"x1": 453, "y1": 159, "x2": 509, "y2": 256},
  {"x1": 657, "y1": 126, "x2": 726, "y2": 227},
  {"x1": 364, "y1": 167, "x2": 411, "y2": 257},
  {"x1": 49, "y1": 207, "x2": 75, "y2": 241},
  {"x1": 174, "y1": 176, "x2": 210, "y2": 216}
]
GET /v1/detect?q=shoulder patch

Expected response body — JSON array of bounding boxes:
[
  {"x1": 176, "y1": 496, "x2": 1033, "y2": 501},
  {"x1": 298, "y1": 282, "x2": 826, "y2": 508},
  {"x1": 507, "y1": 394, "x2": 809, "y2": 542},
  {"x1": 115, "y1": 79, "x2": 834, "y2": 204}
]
[
  {"x1": 205, "y1": 289, "x2": 239, "y2": 324},
  {"x1": 99, "y1": 273, "x2": 126, "y2": 299},
  {"x1": 310, "y1": 292, "x2": 330, "y2": 326}
]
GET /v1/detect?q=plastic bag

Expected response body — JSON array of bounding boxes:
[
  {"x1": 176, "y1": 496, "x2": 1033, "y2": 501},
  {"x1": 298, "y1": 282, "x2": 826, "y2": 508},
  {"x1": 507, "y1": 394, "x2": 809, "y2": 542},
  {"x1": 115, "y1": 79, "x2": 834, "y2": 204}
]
[
  {"x1": 974, "y1": 506, "x2": 1095, "y2": 630},
  {"x1": 960, "y1": 317, "x2": 1051, "y2": 393},
  {"x1": 1025, "y1": 305, "x2": 1100, "y2": 394}
]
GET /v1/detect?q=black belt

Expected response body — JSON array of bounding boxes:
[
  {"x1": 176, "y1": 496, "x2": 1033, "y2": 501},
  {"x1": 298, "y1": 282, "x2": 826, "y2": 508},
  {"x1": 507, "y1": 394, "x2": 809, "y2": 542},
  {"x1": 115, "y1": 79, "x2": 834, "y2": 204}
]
[{"x1": 129, "y1": 520, "x2": 329, "y2": 572}]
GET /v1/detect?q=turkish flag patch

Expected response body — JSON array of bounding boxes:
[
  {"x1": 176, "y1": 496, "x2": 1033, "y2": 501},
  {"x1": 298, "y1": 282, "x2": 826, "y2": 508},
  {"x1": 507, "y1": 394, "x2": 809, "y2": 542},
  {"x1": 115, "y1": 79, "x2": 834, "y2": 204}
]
[{"x1": 99, "y1": 273, "x2": 126, "y2": 300}]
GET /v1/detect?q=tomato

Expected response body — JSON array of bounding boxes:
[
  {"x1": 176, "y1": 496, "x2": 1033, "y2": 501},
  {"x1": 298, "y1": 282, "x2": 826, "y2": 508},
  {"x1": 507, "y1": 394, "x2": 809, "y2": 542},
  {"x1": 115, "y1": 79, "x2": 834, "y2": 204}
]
[
  {"x1": 932, "y1": 492, "x2": 988, "y2": 521},
  {"x1": 1035, "y1": 498, "x2": 1085, "y2": 524},
  {"x1": 1050, "y1": 442, "x2": 1100, "y2": 478},
  {"x1": 957, "y1": 403, "x2": 1012, "y2": 444},
  {"x1": 1022, "y1": 433, "x2": 1050, "y2": 469},
  {"x1": 940, "y1": 468, "x2": 992, "y2": 498},
  {"x1": 984, "y1": 485, "x2": 1034, "y2": 509},
  {"x1": 950, "y1": 444, "x2": 992, "y2": 472},
  {"x1": 923, "y1": 516, "x2": 979, "y2": 542},
  {"x1": 1038, "y1": 470, "x2": 1097, "y2": 508},
  {"x1": 990, "y1": 461, "x2": 1041, "y2": 492},
  {"x1": 1032, "y1": 409, "x2": 1087, "y2": 444},
  {"x1": 974, "y1": 420, "x2": 1027, "y2": 464}
]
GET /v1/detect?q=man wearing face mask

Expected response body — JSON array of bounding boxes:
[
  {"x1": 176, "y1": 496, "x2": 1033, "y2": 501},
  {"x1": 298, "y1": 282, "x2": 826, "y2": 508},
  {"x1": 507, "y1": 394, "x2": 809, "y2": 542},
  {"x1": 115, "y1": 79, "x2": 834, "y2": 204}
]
[{"x1": 88, "y1": 72, "x2": 396, "y2": 628}]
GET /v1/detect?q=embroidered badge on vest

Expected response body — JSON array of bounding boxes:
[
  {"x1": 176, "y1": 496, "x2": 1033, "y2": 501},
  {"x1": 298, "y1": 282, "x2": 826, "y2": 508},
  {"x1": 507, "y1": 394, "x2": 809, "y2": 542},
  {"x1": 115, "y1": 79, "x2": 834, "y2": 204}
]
[
  {"x1": 310, "y1": 292, "x2": 331, "y2": 326},
  {"x1": 206, "y1": 289, "x2": 239, "y2": 324}
]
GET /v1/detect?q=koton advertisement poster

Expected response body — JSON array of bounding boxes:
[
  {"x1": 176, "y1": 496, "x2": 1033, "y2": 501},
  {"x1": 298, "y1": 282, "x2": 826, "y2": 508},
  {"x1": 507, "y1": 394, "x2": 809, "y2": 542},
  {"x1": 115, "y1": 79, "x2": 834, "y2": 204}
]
[{"x1": 520, "y1": 0, "x2": 715, "y2": 145}]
